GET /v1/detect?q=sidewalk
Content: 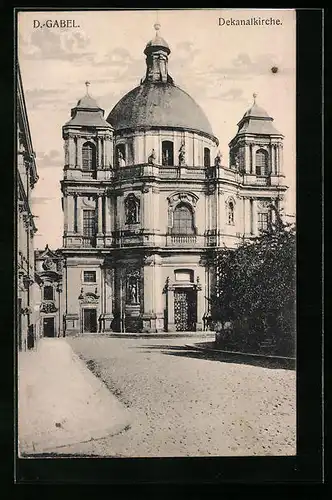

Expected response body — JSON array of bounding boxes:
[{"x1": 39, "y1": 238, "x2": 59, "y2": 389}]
[{"x1": 18, "y1": 338, "x2": 131, "y2": 456}]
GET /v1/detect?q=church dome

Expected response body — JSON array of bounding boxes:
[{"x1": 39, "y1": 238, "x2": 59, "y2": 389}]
[
  {"x1": 106, "y1": 25, "x2": 217, "y2": 142},
  {"x1": 107, "y1": 82, "x2": 215, "y2": 138}
]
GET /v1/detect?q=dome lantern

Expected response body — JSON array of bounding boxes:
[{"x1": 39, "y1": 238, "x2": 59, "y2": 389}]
[{"x1": 142, "y1": 24, "x2": 173, "y2": 84}]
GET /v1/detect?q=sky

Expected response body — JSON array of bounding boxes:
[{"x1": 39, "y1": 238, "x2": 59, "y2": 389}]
[{"x1": 18, "y1": 9, "x2": 296, "y2": 250}]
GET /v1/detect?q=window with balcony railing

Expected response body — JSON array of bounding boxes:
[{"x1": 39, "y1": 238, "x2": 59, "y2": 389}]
[{"x1": 172, "y1": 203, "x2": 195, "y2": 235}]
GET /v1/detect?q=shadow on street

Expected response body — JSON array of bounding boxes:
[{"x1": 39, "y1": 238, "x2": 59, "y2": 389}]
[{"x1": 132, "y1": 344, "x2": 296, "y2": 370}]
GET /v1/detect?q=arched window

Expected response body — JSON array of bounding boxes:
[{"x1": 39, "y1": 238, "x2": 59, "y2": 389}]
[
  {"x1": 82, "y1": 142, "x2": 96, "y2": 171},
  {"x1": 162, "y1": 141, "x2": 174, "y2": 166},
  {"x1": 255, "y1": 149, "x2": 269, "y2": 176},
  {"x1": 204, "y1": 147, "x2": 211, "y2": 168},
  {"x1": 227, "y1": 201, "x2": 235, "y2": 225},
  {"x1": 125, "y1": 194, "x2": 140, "y2": 224},
  {"x1": 172, "y1": 203, "x2": 195, "y2": 234}
]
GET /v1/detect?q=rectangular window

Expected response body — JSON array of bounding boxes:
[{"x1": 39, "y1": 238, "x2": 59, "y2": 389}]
[
  {"x1": 83, "y1": 271, "x2": 96, "y2": 283},
  {"x1": 43, "y1": 285, "x2": 54, "y2": 301},
  {"x1": 258, "y1": 212, "x2": 270, "y2": 231},
  {"x1": 83, "y1": 210, "x2": 96, "y2": 237},
  {"x1": 162, "y1": 141, "x2": 174, "y2": 166},
  {"x1": 204, "y1": 148, "x2": 210, "y2": 168}
]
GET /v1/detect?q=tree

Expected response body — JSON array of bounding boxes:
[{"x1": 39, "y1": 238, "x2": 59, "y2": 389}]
[{"x1": 210, "y1": 215, "x2": 296, "y2": 356}]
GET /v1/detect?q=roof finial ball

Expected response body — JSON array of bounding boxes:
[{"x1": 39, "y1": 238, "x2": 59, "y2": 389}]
[
  {"x1": 85, "y1": 81, "x2": 91, "y2": 95},
  {"x1": 154, "y1": 22, "x2": 161, "y2": 34},
  {"x1": 253, "y1": 92, "x2": 258, "y2": 104}
]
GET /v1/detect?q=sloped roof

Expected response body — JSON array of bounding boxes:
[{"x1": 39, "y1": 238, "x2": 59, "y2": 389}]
[
  {"x1": 235, "y1": 99, "x2": 283, "y2": 136},
  {"x1": 64, "y1": 93, "x2": 112, "y2": 129}
]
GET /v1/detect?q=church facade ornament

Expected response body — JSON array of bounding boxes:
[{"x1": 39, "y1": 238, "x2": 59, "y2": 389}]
[
  {"x1": 125, "y1": 193, "x2": 140, "y2": 224},
  {"x1": 40, "y1": 301, "x2": 58, "y2": 314},
  {"x1": 167, "y1": 191, "x2": 198, "y2": 209}
]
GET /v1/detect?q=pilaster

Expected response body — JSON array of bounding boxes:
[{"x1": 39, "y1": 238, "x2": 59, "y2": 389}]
[
  {"x1": 252, "y1": 198, "x2": 258, "y2": 235},
  {"x1": 67, "y1": 194, "x2": 74, "y2": 232},
  {"x1": 195, "y1": 280, "x2": 204, "y2": 331},
  {"x1": 142, "y1": 255, "x2": 164, "y2": 333},
  {"x1": 244, "y1": 198, "x2": 251, "y2": 236},
  {"x1": 244, "y1": 143, "x2": 250, "y2": 173},
  {"x1": 166, "y1": 285, "x2": 176, "y2": 332}
]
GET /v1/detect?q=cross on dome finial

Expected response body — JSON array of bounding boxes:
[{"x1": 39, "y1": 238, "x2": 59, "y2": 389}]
[
  {"x1": 85, "y1": 81, "x2": 91, "y2": 95},
  {"x1": 253, "y1": 92, "x2": 258, "y2": 103}
]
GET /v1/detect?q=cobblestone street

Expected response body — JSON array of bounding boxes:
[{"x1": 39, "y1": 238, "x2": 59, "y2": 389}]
[{"x1": 60, "y1": 336, "x2": 296, "y2": 457}]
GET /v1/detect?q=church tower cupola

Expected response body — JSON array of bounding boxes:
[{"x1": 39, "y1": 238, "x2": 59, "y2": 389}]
[
  {"x1": 228, "y1": 93, "x2": 284, "y2": 177},
  {"x1": 142, "y1": 24, "x2": 174, "y2": 84},
  {"x1": 62, "y1": 82, "x2": 114, "y2": 177},
  {"x1": 64, "y1": 81, "x2": 112, "y2": 128}
]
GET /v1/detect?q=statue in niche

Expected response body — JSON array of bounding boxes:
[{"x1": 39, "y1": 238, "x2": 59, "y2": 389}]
[
  {"x1": 125, "y1": 195, "x2": 139, "y2": 224},
  {"x1": 117, "y1": 149, "x2": 126, "y2": 168},
  {"x1": 178, "y1": 142, "x2": 186, "y2": 166},
  {"x1": 148, "y1": 149, "x2": 156, "y2": 165},
  {"x1": 214, "y1": 150, "x2": 222, "y2": 167},
  {"x1": 127, "y1": 277, "x2": 139, "y2": 304}
]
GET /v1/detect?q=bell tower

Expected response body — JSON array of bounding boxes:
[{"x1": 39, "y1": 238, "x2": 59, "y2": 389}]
[
  {"x1": 60, "y1": 83, "x2": 115, "y2": 335},
  {"x1": 228, "y1": 93, "x2": 287, "y2": 236},
  {"x1": 61, "y1": 82, "x2": 114, "y2": 249}
]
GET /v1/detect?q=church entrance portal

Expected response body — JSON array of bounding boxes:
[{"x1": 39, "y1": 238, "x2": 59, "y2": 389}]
[
  {"x1": 174, "y1": 288, "x2": 197, "y2": 331},
  {"x1": 83, "y1": 308, "x2": 97, "y2": 333}
]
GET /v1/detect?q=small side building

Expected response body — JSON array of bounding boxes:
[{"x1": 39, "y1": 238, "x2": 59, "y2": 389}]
[{"x1": 35, "y1": 246, "x2": 64, "y2": 338}]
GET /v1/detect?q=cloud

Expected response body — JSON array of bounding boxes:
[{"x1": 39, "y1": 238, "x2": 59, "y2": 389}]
[
  {"x1": 88, "y1": 47, "x2": 145, "y2": 88},
  {"x1": 25, "y1": 88, "x2": 65, "y2": 109},
  {"x1": 208, "y1": 87, "x2": 245, "y2": 101},
  {"x1": 31, "y1": 196, "x2": 56, "y2": 205},
  {"x1": 36, "y1": 149, "x2": 62, "y2": 168},
  {"x1": 175, "y1": 51, "x2": 293, "y2": 102},
  {"x1": 91, "y1": 47, "x2": 133, "y2": 67},
  {"x1": 19, "y1": 29, "x2": 95, "y2": 63},
  {"x1": 207, "y1": 52, "x2": 293, "y2": 79}
]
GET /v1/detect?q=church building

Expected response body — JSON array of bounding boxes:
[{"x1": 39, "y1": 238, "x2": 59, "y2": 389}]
[{"x1": 60, "y1": 26, "x2": 287, "y2": 335}]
